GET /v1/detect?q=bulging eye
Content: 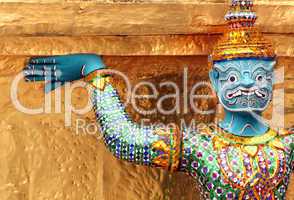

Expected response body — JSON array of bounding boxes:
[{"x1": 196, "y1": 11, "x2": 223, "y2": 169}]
[
  {"x1": 228, "y1": 74, "x2": 238, "y2": 83},
  {"x1": 256, "y1": 74, "x2": 265, "y2": 82}
]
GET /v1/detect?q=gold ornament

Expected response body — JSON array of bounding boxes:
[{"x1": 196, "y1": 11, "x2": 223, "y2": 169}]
[{"x1": 210, "y1": 0, "x2": 275, "y2": 64}]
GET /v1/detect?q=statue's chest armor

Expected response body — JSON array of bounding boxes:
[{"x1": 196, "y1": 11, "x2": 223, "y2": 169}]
[
  {"x1": 217, "y1": 145, "x2": 287, "y2": 199},
  {"x1": 187, "y1": 129, "x2": 293, "y2": 200}
]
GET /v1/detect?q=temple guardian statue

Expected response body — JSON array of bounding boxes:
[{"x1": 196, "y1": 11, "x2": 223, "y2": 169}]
[{"x1": 24, "y1": 0, "x2": 293, "y2": 199}]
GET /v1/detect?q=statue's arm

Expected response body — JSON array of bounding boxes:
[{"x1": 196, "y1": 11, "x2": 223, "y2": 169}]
[
  {"x1": 23, "y1": 53, "x2": 188, "y2": 172},
  {"x1": 86, "y1": 72, "x2": 184, "y2": 172}
]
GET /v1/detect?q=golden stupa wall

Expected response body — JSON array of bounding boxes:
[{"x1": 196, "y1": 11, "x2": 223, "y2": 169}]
[{"x1": 0, "y1": 1, "x2": 293, "y2": 200}]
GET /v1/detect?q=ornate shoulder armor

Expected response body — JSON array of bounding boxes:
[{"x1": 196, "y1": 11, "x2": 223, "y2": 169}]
[{"x1": 186, "y1": 126, "x2": 293, "y2": 200}]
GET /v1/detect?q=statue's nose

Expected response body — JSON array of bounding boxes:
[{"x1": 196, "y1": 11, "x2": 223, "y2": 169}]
[{"x1": 241, "y1": 73, "x2": 255, "y2": 88}]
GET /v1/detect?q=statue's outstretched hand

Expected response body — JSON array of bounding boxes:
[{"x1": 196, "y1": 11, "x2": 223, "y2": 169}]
[{"x1": 23, "y1": 54, "x2": 105, "y2": 93}]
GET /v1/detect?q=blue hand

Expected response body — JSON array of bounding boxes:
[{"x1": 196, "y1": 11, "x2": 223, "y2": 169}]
[{"x1": 23, "y1": 54, "x2": 106, "y2": 93}]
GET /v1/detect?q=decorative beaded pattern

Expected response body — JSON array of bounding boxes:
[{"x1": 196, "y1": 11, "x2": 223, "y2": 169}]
[
  {"x1": 183, "y1": 126, "x2": 293, "y2": 200},
  {"x1": 89, "y1": 78, "x2": 293, "y2": 200},
  {"x1": 91, "y1": 83, "x2": 181, "y2": 171}
]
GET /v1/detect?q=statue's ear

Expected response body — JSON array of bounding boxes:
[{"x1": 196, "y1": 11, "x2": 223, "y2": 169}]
[
  {"x1": 262, "y1": 59, "x2": 276, "y2": 71},
  {"x1": 270, "y1": 60, "x2": 276, "y2": 69},
  {"x1": 209, "y1": 68, "x2": 219, "y2": 93}
]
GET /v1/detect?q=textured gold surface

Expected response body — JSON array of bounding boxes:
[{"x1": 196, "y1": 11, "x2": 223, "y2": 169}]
[
  {"x1": 0, "y1": 35, "x2": 293, "y2": 56},
  {"x1": 0, "y1": 1, "x2": 293, "y2": 198},
  {"x1": 0, "y1": 55, "x2": 293, "y2": 200},
  {"x1": 0, "y1": 1, "x2": 293, "y2": 36}
]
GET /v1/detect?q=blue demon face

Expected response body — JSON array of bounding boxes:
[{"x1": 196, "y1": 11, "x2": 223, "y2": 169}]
[{"x1": 209, "y1": 58, "x2": 275, "y2": 112}]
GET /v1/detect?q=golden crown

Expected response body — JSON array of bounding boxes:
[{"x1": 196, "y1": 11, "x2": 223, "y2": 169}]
[{"x1": 210, "y1": 0, "x2": 276, "y2": 63}]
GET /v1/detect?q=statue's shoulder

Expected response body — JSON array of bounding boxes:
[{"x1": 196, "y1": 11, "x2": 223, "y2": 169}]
[
  {"x1": 276, "y1": 128, "x2": 294, "y2": 152},
  {"x1": 182, "y1": 124, "x2": 217, "y2": 160},
  {"x1": 181, "y1": 125, "x2": 229, "y2": 191},
  {"x1": 277, "y1": 128, "x2": 294, "y2": 137},
  {"x1": 182, "y1": 124, "x2": 216, "y2": 146}
]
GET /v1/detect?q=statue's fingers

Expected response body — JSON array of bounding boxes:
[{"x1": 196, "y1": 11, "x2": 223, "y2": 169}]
[
  {"x1": 24, "y1": 64, "x2": 61, "y2": 80},
  {"x1": 24, "y1": 70, "x2": 61, "y2": 82},
  {"x1": 25, "y1": 64, "x2": 58, "y2": 71},
  {"x1": 24, "y1": 75, "x2": 45, "y2": 82},
  {"x1": 23, "y1": 68, "x2": 44, "y2": 77},
  {"x1": 29, "y1": 56, "x2": 60, "y2": 65}
]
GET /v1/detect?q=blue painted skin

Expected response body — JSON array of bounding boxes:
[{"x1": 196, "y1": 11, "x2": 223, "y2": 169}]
[
  {"x1": 23, "y1": 54, "x2": 105, "y2": 93},
  {"x1": 24, "y1": 54, "x2": 276, "y2": 137},
  {"x1": 209, "y1": 58, "x2": 276, "y2": 136}
]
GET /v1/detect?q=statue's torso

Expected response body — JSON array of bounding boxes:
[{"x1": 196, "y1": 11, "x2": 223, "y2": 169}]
[{"x1": 182, "y1": 127, "x2": 293, "y2": 200}]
